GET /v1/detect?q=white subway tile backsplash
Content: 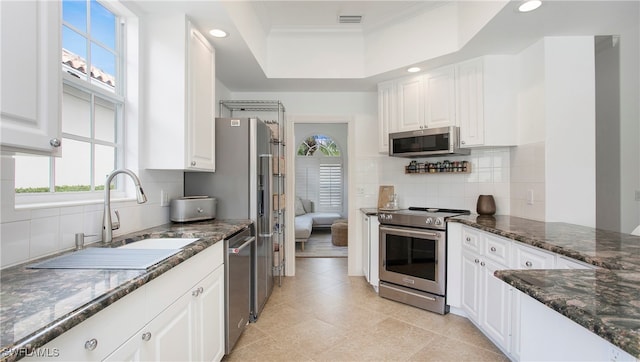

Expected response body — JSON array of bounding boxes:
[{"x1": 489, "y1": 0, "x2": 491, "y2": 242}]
[
  {"x1": 1, "y1": 221, "x2": 30, "y2": 267},
  {"x1": 510, "y1": 141, "x2": 546, "y2": 221},
  {"x1": 59, "y1": 213, "x2": 82, "y2": 250},
  {"x1": 29, "y1": 217, "x2": 59, "y2": 259},
  {"x1": 1, "y1": 156, "x2": 14, "y2": 180}
]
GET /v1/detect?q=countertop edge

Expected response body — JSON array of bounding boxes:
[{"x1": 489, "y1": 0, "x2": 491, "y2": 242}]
[{"x1": 0, "y1": 220, "x2": 251, "y2": 362}]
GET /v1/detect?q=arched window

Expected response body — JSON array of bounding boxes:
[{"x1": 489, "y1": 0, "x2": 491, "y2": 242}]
[
  {"x1": 297, "y1": 134, "x2": 341, "y2": 156},
  {"x1": 296, "y1": 134, "x2": 343, "y2": 212}
]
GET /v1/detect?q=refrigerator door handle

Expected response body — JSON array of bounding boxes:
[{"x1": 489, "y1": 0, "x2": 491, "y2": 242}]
[{"x1": 259, "y1": 154, "x2": 273, "y2": 237}]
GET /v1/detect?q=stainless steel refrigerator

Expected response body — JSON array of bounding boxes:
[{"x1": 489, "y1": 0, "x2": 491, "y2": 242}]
[{"x1": 184, "y1": 117, "x2": 274, "y2": 322}]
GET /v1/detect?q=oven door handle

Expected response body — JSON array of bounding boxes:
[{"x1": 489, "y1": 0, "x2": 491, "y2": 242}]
[{"x1": 380, "y1": 225, "x2": 441, "y2": 239}]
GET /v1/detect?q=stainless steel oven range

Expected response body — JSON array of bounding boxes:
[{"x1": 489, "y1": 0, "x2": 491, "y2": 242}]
[{"x1": 378, "y1": 207, "x2": 470, "y2": 314}]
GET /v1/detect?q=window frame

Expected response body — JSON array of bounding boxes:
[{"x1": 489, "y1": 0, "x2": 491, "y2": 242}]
[{"x1": 15, "y1": 0, "x2": 129, "y2": 207}]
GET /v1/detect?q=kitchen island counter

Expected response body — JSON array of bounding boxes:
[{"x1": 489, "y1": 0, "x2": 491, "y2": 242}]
[
  {"x1": 0, "y1": 219, "x2": 251, "y2": 362},
  {"x1": 450, "y1": 215, "x2": 640, "y2": 358}
]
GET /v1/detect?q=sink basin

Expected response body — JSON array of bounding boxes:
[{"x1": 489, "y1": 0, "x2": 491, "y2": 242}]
[
  {"x1": 118, "y1": 238, "x2": 199, "y2": 250},
  {"x1": 27, "y1": 248, "x2": 182, "y2": 270}
]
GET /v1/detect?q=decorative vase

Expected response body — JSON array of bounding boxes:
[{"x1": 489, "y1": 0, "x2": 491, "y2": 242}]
[{"x1": 476, "y1": 195, "x2": 496, "y2": 216}]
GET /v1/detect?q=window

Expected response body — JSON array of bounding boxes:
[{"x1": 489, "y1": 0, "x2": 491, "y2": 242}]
[
  {"x1": 296, "y1": 134, "x2": 343, "y2": 213},
  {"x1": 15, "y1": 0, "x2": 124, "y2": 198}
]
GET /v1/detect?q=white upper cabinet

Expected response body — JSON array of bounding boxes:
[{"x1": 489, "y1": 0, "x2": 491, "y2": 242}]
[
  {"x1": 144, "y1": 15, "x2": 215, "y2": 171},
  {"x1": 377, "y1": 81, "x2": 395, "y2": 153},
  {"x1": 395, "y1": 75, "x2": 424, "y2": 132},
  {"x1": 456, "y1": 56, "x2": 517, "y2": 148},
  {"x1": 1, "y1": 1, "x2": 62, "y2": 156},
  {"x1": 424, "y1": 65, "x2": 456, "y2": 129},
  {"x1": 395, "y1": 67, "x2": 456, "y2": 132}
]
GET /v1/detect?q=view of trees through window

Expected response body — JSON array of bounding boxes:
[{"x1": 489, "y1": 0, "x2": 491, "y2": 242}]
[{"x1": 297, "y1": 134, "x2": 341, "y2": 156}]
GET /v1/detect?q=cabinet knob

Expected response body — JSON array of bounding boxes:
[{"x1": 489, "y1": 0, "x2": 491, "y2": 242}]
[
  {"x1": 141, "y1": 332, "x2": 152, "y2": 341},
  {"x1": 480, "y1": 261, "x2": 485, "y2": 267},
  {"x1": 474, "y1": 258, "x2": 480, "y2": 264},
  {"x1": 191, "y1": 161, "x2": 196, "y2": 166},
  {"x1": 465, "y1": 237, "x2": 471, "y2": 242},
  {"x1": 84, "y1": 338, "x2": 98, "y2": 351},
  {"x1": 50, "y1": 138, "x2": 61, "y2": 147},
  {"x1": 490, "y1": 246, "x2": 497, "y2": 252},
  {"x1": 192, "y1": 286, "x2": 204, "y2": 297},
  {"x1": 525, "y1": 261, "x2": 533, "y2": 267},
  {"x1": 461, "y1": 140, "x2": 466, "y2": 145}
]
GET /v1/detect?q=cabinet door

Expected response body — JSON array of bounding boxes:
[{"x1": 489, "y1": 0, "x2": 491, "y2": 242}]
[
  {"x1": 195, "y1": 265, "x2": 225, "y2": 362},
  {"x1": 460, "y1": 251, "x2": 481, "y2": 322},
  {"x1": 456, "y1": 59, "x2": 484, "y2": 147},
  {"x1": 369, "y1": 216, "x2": 380, "y2": 290},
  {"x1": 1, "y1": 1, "x2": 61, "y2": 155},
  {"x1": 480, "y1": 259, "x2": 511, "y2": 351},
  {"x1": 377, "y1": 81, "x2": 395, "y2": 153},
  {"x1": 361, "y1": 214, "x2": 371, "y2": 282},
  {"x1": 396, "y1": 76, "x2": 424, "y2": 131},
  {"x1": 140, "y1": 290, "x2": 196, "y2": 361},
  {"x1": 424, "y1": 66, "x2": 456, "y2": 129},
  {"x1": 187, "y1": 24, "x2": 215, "y2": 171}
]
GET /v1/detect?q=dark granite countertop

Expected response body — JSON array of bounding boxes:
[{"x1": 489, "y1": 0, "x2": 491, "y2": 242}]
[
  {"x1": 0, "y1": 219, "x2": 251, "y2": 362},
  {"x1": 449, "y1": 215, "x2": 640, "y2": 358}
]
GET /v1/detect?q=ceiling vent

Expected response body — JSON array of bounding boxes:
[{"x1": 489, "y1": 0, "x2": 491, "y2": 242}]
[{"x1": 338, "y1": 15, "x2": 363, "y2": 24}]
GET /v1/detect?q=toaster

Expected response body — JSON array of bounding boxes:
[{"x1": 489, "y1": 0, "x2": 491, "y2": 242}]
[{"x1": 170, "y1": 196, "x2": 216, "y2": 222}]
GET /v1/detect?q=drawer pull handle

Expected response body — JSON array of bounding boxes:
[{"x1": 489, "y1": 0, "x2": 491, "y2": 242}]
[
  {"x1": 490, "y1": 246, "x2": 497, "y2": 252},
  {"x1": 525, "y1": 261, "x2": 533, "y2": 267},
  {"x1": 84, "y1": 338, "x2": 98, "y2": 351},
  {"x1": 142, "y1": 332, "x2": 152, "y2": 341}
]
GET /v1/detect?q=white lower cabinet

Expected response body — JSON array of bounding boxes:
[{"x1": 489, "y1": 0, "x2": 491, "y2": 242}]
[
  {"x1": 460, "y1": 240, "x2": 510, "y2": 354},
  {"x1": 26, "y1": 242, "x2": 225, "y2": 362},
  {"x1": 105, "y1": 264, "x2": 224, "y2": 362},
  {"x1": 361, "y1": 211, "x2": 380, "y2": 291},
  {"x1": 451, "y1": 224, "x2": 615, "y2": 362},
  {"x1": 518, "y1": 291, "x2": 635, "y2": 362}
]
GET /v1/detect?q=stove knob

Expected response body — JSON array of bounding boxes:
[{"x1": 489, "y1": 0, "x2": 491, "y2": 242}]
[
  {"x1": 425, "y1": 217, "x2": 433, "y2": 225},
  {"x1": 435, "y1": 218, "x2": 443, "y2": 226},
  {"x1": 387, "y1": 214, "x2": 393, "y2": 220}
]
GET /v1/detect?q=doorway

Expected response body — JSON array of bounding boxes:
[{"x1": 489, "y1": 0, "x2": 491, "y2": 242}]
[{"x1": 285, "y1": 116, "x2": 354, "y2": 276}]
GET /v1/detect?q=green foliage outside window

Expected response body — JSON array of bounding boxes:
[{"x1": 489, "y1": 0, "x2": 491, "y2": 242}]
[{"x1": 297, "y1": 134, "x2": 341, "y2": 156}]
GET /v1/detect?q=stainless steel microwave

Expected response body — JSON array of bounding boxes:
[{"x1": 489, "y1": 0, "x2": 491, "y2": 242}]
[{"x1": 388, "y1": 126, "x2": 470, "y2": 158}]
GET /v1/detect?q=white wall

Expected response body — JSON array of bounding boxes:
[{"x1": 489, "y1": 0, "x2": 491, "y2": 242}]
[
  {"x1": 544, "y1": 37, "x2": 596, "y2": 227},
  {"x1": 617, "y1": 8, "x2": 640, "y2": 233}
]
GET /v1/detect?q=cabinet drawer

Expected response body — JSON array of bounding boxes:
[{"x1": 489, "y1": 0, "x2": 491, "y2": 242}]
[
  {"x1": 483, "y1": 234, "x2": 510, "y2": 265},
  {"x1": 462, "y1": 227, "x2": 482, "y2": 253},
  {"x1": 27, "y1": 286, "x2": 146, "y2": 362},
  {"x1": 511, "y1": 242, "x2": 555, "y2": 269}
]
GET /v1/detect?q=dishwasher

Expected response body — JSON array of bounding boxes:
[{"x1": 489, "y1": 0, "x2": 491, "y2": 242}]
[{"x1": 225, "y1": 225, "x2": 255, "y2": 355}]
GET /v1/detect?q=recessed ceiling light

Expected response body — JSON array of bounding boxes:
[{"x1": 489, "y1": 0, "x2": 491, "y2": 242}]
[
  {"x1": 209, "y1": 29, "x2": 228, "y2": 38},
  {"x1": 407, "y1": 67, "x2": 421, "y2": 73},
  {"x1": 518, "y1": 0, "x2": 542, "y2": 12}
]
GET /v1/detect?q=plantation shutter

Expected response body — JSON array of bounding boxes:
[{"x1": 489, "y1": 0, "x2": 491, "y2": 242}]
[
  {"x1": 295, "y1": 157, "x2": 319, "y2": 202},
  {"x1": 318, "y1": 163, "x2": 342, "y2": 212}
]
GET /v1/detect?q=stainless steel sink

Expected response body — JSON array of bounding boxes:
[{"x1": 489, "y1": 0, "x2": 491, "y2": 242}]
[{"x1": 27, "y1": 237, "x2": 199, "y2": 270}]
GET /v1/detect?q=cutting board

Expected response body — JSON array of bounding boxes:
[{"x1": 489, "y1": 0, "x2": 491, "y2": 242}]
[{"x1": 378, "y1": 185, "x2": 395, "y2": 210}]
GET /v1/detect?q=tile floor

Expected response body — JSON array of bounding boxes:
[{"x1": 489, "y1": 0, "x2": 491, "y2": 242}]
[{"x1": 223, "y1": 258, "x2": 509, "y2": 361}]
